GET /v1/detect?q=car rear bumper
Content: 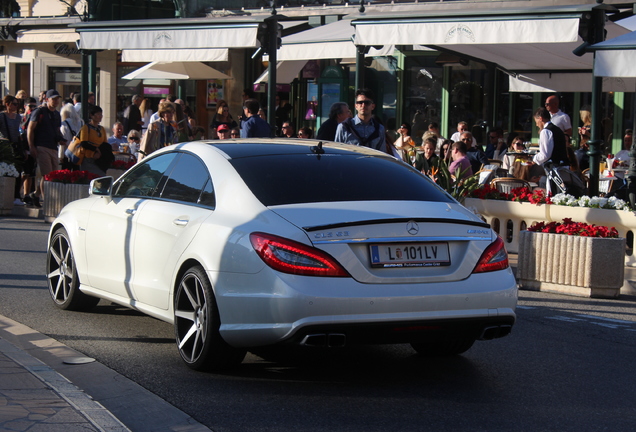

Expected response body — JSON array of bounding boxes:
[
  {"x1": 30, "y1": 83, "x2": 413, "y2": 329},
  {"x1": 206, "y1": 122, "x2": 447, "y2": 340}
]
[{"x1": 212, "y1": 268, "x2": 518, "y2": 348}]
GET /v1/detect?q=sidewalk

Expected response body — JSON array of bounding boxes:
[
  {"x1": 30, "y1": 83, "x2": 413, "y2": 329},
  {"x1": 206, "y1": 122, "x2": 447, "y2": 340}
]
[{"x1": 0, "y1": 315, "x2": 211, "y2": 432}]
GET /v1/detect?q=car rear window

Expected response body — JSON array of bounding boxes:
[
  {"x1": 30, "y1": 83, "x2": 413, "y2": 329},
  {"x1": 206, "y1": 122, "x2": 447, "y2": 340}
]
[{"x1": 229, "y1": 154, "x2": 454, "y2": 206}]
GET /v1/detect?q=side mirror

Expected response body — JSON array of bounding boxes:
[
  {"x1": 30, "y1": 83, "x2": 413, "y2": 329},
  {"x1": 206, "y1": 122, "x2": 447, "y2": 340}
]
[{"x1": 89, "y1": 176, "x2": 114, "y2": 196}]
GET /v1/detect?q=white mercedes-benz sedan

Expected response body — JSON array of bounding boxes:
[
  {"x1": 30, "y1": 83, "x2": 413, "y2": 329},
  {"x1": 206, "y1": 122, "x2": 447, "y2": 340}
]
[{"x1": 47, "y1": 139, "x2": 517, "y2": 370}]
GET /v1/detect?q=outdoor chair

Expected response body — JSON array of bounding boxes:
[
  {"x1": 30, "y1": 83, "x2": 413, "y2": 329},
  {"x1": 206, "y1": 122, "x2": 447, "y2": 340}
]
[
  {"x1": 582, "y1": 169, "x2": 612, "y2": 196},
  {"x1": 490, "y1": 177, "x2": 532, "y2": 194}
]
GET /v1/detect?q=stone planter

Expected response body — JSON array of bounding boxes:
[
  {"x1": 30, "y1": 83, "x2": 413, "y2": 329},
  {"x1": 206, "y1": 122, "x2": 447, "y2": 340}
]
[
  {"x1": 0, "y1": 176, "x2": 16, "y2": 215},
  {"x1": 517, "y1": 230, "x2": 626, "y2": 298},
  {"x1": 43, "y1": 182, "x2": 90, "y2": 223}
]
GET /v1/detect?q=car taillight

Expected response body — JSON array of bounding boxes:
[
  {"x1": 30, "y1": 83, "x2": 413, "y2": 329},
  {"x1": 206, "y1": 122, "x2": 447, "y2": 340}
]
[
  {"x1": 250, "y1": 232, "x2": 349, "y2": 277},
  {"x1": 472, "y1": 236, "x2": 509, "y2": 273}
]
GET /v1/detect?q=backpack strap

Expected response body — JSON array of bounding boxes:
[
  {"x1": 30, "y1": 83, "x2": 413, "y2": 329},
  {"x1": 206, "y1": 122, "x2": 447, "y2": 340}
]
[
  {"x1": 64, "y1": 120, "x2": 77, "y2": 138},
  {"x1": 341, "y1": 117, "x2": 380, "y2": 147}
]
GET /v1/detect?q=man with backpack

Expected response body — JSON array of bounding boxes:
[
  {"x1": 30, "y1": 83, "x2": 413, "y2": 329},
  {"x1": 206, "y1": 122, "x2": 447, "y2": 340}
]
[
  {"x1": 26, "y1": 89, "x2": 66, "y2": 207},
  {"x1": 334, "y1": 89, "x2": 385, "y2": 151}
]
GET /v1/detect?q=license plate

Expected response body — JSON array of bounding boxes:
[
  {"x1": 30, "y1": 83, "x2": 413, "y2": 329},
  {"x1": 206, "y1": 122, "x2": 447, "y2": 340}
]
[{"x1": 369, "y1": 243, "x2": 450, "y2": 268}]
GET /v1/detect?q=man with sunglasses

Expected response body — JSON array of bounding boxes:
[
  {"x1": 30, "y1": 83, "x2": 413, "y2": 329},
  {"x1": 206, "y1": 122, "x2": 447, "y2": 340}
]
[{"x1": 334, "y1": 89, "x2": 385, "y2": 151}]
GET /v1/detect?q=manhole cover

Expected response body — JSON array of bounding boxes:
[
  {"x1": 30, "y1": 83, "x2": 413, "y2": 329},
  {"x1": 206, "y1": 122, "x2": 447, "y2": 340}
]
[{"x1": 63, "y1": 357, "x2": 96, "y2": 365}]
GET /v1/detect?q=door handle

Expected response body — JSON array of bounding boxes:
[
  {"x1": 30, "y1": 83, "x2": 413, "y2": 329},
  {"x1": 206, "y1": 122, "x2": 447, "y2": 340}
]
[
  {"x1": 125, "y1": 208, "x2": 136, "y2": 215},
  {"x1": 173, "y1": 218, "x2": 189, "y2": 226}
]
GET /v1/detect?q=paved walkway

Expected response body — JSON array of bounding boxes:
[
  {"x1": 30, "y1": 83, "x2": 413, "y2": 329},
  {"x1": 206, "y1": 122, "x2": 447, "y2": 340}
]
[{"x1": 0, "y1": 315, "x2": 211, "y2": 432}]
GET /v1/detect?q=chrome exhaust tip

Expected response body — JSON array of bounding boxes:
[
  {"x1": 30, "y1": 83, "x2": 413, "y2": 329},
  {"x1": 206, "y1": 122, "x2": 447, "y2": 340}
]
[
  {"x1": 327, "y1": 333, "x2": 346, "y2": 348},
  {"x1": 300, "y1": 334, "x2": 327, "y2": 347},
  {"x1": 300, "y1": 333, "x2": 346, "y2": 347}
]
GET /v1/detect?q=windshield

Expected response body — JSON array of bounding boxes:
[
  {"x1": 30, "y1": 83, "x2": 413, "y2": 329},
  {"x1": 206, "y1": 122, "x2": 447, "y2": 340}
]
[{"x1": 229, "y1": 154, "x2": 453, "y2": 206}]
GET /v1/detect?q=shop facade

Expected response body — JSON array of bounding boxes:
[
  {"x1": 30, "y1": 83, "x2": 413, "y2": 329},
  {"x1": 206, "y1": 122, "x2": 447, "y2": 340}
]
[{"x1": 2, "y1": 0, "x2": 635, "y2": 151}]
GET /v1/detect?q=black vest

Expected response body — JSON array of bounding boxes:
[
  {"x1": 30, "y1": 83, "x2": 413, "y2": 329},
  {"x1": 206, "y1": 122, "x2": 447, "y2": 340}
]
[{"x1": 546, "y1": 122, "x2": 569, "y2": 166}]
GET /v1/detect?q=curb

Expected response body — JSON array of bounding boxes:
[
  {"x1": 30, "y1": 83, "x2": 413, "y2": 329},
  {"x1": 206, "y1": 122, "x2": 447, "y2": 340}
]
[{"x1": 0, "y1": 314, "x2": 212, "y2": 432}]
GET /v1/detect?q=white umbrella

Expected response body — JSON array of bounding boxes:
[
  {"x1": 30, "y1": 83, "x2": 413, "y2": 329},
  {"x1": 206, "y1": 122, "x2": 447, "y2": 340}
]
[{"x1": 122, "y1": 61, "x2": 232, "y2": 80}]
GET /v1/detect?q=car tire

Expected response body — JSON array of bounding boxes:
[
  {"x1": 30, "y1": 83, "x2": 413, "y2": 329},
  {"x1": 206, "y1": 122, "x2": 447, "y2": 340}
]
[
  {"x1": 410, "y1": 337, "x2": 476, "y2": 357},
  {"x1": 174, "y1": 266, "x2": 246, "y2": 371},
  {"x1": 47, "y1": 227, "x2": 100, "y2": 311}
]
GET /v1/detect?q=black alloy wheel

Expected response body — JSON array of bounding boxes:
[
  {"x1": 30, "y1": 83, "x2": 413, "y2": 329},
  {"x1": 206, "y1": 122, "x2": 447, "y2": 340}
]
[
  {"x1": 47, "y1": 227, "x2": 99, "y2": 310},
  {"x1": 174, "y1": 265, "x2": 246, "y2": 371}
]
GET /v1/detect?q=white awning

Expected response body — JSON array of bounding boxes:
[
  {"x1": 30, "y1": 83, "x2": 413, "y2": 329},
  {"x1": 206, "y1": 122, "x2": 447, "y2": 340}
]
[
  {"x1": 355, "y1": 17, "x2": 580, "y2": 46},
  {"x1": 352, "y1": 8, "x2": 628, "y2": 73},
  {"x1": 509, "y1": 73, "x2": 636, "y2": 93},
  {"x1": 122, "y1": 62, "x2": 231, "y2": 80},
  {"x1": 75, "y1": 17, "x2": 260, "y2": 50},
  {"x1": 254, "y1": 61, "x2": 308, "y2": 84},
  {"x1": 271, "y1": 19, "x2": 394, "y2": 61},
  {"x1": 17, "y1": 28, "x2": 79, "y2": 44},
  {"x1": 592, "y1": 31, "x2": 636, "y2": 78},
  {"x1": 121, "y1": 48, "x2": 229, "y2": 62}
]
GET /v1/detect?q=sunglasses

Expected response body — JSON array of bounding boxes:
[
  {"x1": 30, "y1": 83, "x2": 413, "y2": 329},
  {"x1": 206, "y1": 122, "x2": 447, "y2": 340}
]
[
  {"x1": 231, "y1": 133, "x2": 240, "y2": 137},
  {"x1": 129, "y1": 137, "x2": 140, "y2": 141},
  {"x1": 355, "y1": 100, "x2": 372, "y2": 106}
]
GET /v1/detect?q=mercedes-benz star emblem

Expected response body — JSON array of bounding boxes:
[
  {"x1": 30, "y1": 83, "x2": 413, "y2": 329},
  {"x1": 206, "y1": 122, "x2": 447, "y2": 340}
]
[{"x1": 406, "y1": 221, "x2": 419, "y2": 235}]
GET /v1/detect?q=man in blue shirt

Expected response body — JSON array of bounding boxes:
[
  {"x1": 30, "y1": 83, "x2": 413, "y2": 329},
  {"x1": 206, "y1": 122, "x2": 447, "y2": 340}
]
[
  {"x1": 240, "y1": 99, "x2": 272, "y2": 138},
  {"x1": 334, "y1": 89, "x2": 385, "y2": 151},
  {"x1": 107, "y1": 122, "x2": 127, "y2": 151}
]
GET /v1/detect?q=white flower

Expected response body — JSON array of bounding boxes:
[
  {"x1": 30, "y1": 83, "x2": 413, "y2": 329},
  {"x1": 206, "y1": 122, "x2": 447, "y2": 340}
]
[
  {"x1": 608, "y1": 196, "x2": 630, "y2": 211},
  {"x1": 588, "y1": 196, "x2": 608, "y2": 208},
  {"x1": 551, "y1": 193, "x2": 570, "y2": 205},
  {"x1": 578, "y1": 196, "x2": 591, "y2": 207},
  {"x1": 0, "y1": 162, "x2": 19, "y2": 178}
]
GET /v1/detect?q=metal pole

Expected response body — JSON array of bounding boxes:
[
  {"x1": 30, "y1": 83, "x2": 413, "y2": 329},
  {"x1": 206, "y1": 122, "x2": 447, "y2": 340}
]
[
  {"x1": 177, "y1": 80, "x2": 186, "y2": 100},
  {"x1": 88, "y1": 51, "x2": 97, "y2": 98},
  {"x1": 267, "y1": 14, "x2": 277, "y2": 137},
  {"x1": 355, "y1": 45, "x2": 365, "y2": 91},
  {"x1": 354, "y1": 0, "x2": 366, "y2": 92},
  {"x1": 588, "y1": 65, "x2": 602, "y2": 197},
  {"x1": 81, "y1": 50, "x2": 89, "y2": 123}
]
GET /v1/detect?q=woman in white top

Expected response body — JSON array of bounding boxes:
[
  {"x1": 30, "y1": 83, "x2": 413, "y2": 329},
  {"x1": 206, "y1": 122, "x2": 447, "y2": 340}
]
[{"x1": 60, "y1": 103, "x2": 84, "y2": 168}]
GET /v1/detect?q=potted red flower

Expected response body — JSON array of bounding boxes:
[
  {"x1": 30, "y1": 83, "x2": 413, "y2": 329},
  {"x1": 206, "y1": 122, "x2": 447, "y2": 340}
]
[
  {"x1": 518, "y1": 218, "x2": 625, "y2": 298},
  {"x1": 43, "y1": 170, "x2": 99, "y2": 222}
]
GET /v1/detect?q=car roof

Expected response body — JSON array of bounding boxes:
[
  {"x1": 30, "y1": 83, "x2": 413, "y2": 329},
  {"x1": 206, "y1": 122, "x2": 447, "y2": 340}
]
[{"x1": 201, "y1": 139, "x2": 386, "y2": 159}]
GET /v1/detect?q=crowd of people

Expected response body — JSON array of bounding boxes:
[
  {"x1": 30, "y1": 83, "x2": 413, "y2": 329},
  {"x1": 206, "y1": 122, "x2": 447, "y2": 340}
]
[{"x1": 1, "y1": 85, "x2": 626, "y2": 209}]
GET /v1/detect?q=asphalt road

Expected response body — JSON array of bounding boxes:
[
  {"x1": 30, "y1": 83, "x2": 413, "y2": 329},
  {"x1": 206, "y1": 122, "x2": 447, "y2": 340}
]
[{"x1": 1, "y1": 216, "x2": 636, "y2": 431}]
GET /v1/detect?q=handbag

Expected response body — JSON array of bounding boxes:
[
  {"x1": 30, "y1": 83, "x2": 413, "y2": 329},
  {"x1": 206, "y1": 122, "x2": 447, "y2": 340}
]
[
  {"x1": 66, "y1": 127, "x2": 98, "y2": 166},
  {"x1": 1, "y1": 113, "x2": 26, "y2": 161}
]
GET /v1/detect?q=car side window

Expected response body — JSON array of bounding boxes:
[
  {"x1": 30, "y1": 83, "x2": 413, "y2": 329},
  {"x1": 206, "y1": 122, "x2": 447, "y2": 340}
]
[
  {"x1": 114, "y1": 153, "x2": 177, "y2": 198},
  {"x1": 160, "y1": 153, "x2": 213, "y2": 206},
  {"x1": 199, "y1": 178, "x2": 216, "y2": 208}
]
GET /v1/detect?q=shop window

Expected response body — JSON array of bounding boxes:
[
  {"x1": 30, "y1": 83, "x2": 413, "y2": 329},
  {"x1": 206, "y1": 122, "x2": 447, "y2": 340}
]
[
  {"x1": 510, "y1": 93, "x2": 535, "y2": 140},
  {"x1": 403, "y1": 56, "x2": 444, "y2": 145},
  {"x1": 49, "y1": 67, "x2": 98, "y2": 103},
  {"x1": 448, "y1": 60, "x2": 488, "y2": 145},
  {"x1": 368, "y1": 56, "x2": 398, "y2": 128},
  {"x1": 0, "y1": 67, "x2": 5, "y2": 97},
  {"x1": 97, "y1": 0, "x2": 177, "y2": 21}
]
